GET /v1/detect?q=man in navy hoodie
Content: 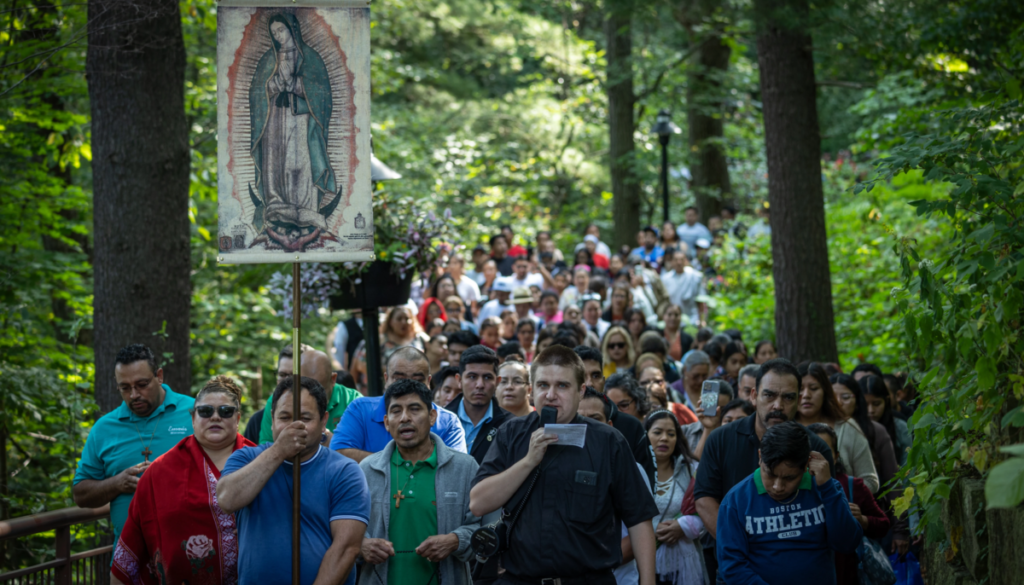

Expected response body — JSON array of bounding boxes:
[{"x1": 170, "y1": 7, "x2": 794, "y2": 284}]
[{"x1": 716, "y1": 421, "x2": 862, "y2": 585}]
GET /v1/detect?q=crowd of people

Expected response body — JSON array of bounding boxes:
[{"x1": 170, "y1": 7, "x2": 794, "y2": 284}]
[{"x1": 72, "y1": 207, "x2": 923, "y2": 585}]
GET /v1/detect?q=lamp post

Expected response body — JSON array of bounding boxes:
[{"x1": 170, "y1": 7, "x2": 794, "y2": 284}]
[{"x1": 652, "y1": 109, "x2": 681, "y2": 223}]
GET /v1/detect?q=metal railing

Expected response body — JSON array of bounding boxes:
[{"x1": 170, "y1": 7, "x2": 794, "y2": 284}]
[{"x1": 0, "y1": 505, "x2": 112, "y2": 585}]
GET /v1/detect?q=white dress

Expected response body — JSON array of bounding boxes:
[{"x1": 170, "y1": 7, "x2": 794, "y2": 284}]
[{"x1": 652, "y1": 459, "x2": 706, "y2": 585}]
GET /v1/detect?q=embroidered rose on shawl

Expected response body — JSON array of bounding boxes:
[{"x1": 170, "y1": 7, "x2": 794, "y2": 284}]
[{"x1": 185, "y1": 535, "x2": 215, "y2": 560}]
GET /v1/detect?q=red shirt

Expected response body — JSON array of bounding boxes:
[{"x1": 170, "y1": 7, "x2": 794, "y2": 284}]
[
  {"x1": 508, "y1": 244, "x2": 528, "y2": 257},
  {"x1": 593, "y1": 253, "x2": 610, "y2": 269}
]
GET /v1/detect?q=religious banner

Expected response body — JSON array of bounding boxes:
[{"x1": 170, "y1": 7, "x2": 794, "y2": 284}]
[{"x1": 217, "y1": 0, "x2": 372, "y2": 264}]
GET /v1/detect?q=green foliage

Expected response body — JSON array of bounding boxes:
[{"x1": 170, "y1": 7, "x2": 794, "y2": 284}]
[
  {"x1": 0, "y1": 2, "x2": 99, "y2": 569},
  {"x1": 986, "y1": 444, "x2": 1024, "y2": 509},
  {"x1": 2, "y1": 0, "x2": 1021, "y2": 567},
  {"x1": 0, "y1": 366, "x2": 99, "y2": 567},
  {"x1": 707, "y1": 167, "x2": 951, "y2": 372},
  {"x1": 858, "y1": 94, "x2": 1024, "y2": 530}
]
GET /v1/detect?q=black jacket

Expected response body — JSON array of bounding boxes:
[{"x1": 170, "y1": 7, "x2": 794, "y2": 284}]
[
  {"x1": 609, "y1": 406, "x2": 656, "y2": 484},
  {"x1": 444, "y1": 395, "x2": 512, "y2": 465}
]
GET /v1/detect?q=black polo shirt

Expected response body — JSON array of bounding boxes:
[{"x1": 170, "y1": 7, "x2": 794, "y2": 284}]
[
  {"x1": 472, "y1": 412, "x2": 658, "y2": 578},
  {"x1": 693, "y1": 413, "x2": 835, "y2": 503}
]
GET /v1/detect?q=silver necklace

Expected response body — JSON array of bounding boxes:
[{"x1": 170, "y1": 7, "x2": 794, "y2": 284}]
[{"x1": 777, "y1": 488, "x2": 801, "y2": 505}]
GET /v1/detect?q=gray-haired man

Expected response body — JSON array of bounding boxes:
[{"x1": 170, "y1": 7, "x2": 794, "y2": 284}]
[
  {"x1": 668, "y1": 350, "x2": 710, "y2": 411},
  {"x1": 736, "y1": 365, "x2": 759, "y2": 402}
]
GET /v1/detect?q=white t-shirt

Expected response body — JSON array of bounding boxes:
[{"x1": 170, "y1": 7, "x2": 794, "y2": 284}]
[
  {"x1": 476, "y1": 299, "x2": 512, "y2": 326},
  {"x1": 661, "y1": 266, "x2": 705, "y2": 325},
  {"x1": 675, "y1": 223, "x2": 712, "y2": 257},
  {"x1": 455, "y1": 274, "x2": 481, "y2": 304},
  {"x1": 559, "y1": 285, "x2": 581, "y2": 311},
  {"x1": 509, "y1": 273, "x2": 544, "y2": 290},
  {"x1": 575, "y1": 240, "x2": 613, "y2": 259}
]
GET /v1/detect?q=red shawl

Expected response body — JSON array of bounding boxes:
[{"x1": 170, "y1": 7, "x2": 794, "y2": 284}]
[{"x1": 112, "y1": 434, "x2": 254, "y2": 585}]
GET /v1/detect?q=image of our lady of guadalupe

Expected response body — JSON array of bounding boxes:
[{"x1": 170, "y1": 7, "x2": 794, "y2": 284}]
[{"x1": 248, "y1": 12, "x2": 342, "y2": 251}]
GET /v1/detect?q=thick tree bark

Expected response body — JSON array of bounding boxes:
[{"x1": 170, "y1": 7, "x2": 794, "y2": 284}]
[
  {"x1": 606, "y1": 7, "x2": 641, "y2": 251},
  {"x1": 754, "y1": 0, "x2": 838, "y2": 363},
  {"x1": 686, "y1": 32, "x2": 732, "y2": 220},
  {"x1": 88, "y1": 0, "x2": 191, "y2": 411}
]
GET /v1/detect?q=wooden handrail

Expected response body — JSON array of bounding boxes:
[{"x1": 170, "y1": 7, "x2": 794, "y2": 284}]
[{"x1": 0, "y1": 504, "x2": 110, "y2": 540}]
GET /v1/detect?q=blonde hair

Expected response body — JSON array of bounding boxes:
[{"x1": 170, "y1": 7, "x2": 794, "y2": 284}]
[{"x1": 601, "y1": 325, "x2": 636, "y2": 366}]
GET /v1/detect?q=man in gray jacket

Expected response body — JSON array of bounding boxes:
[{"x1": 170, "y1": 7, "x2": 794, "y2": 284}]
[{"x1": 359, "y1": 379, "x2": 481, "y2": 585}]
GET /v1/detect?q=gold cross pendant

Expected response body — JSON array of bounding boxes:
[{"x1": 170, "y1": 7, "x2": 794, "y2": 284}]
[{"x1": 393, "y1": 490, "x2": 405, "y2": 509}]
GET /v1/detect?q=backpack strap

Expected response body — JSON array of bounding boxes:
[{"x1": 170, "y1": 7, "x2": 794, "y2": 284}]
[{"x1": 847, "y1": 476, "x2": 854, "y2": 501}]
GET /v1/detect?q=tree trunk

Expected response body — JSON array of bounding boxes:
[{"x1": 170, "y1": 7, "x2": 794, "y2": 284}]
[
  {"x1": 88, "y1": 0, "x2": 192, "y2": 412},
  {"x1": 606, "y1": 6, "x2": 641, "y2": 251},
  {"x1": 754, "y1": 0, "x2": 838, "y2": 363},
  {"x1": 687, "y1": 32, "x2": 732, "y2": 220}
]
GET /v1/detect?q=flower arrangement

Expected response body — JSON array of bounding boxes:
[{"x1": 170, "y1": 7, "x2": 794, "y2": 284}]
[
  {"x1": 344, "y1": 191, "x2": 458, "y2": 284},
  {"x1": 269, "y1": 192, "x2": 457, "y2": 319}
]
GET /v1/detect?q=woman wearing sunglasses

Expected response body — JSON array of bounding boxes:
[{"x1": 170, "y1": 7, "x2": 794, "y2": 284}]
[
  {"x1": 601, "y1": 325, "x2": 636, "y2": 378},
  {"x1": 112, "y1": 376, "x2": 255, "y2": 585}
]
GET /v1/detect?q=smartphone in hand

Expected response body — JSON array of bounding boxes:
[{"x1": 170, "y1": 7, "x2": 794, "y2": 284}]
[{"x1": 701, "y1": 380, "x2": 721, "y2": 417}]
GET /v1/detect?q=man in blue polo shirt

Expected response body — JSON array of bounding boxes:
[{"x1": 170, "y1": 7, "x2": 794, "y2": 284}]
[
  {"x1": 716, "y1": 421, "x2": 862, "y2": 585},
  {"x1": 219, "y1": 376, "x2": 369, "y2": 585},
  {"x1": 630, "y1": 225, "x2": 665, "y2": 267},
  {"x1": 73, "y1": 344, "x2": 195, "y2": 545},
  {"x1": 331, "y1": 347, "x2": 466, "y2": 462}
]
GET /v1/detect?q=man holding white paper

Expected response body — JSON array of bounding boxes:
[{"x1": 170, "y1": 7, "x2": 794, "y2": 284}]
[{"x1": 469, "y1": 346, "x2": 658, "y2": 585}]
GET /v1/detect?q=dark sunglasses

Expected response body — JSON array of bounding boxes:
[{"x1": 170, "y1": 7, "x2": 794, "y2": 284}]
[
  {"x1": 193, "y1": 405, "x2": 238, "y2": 419},
  {"x1": 607, "y1": 342, "x2": 627, "y2": 350}
]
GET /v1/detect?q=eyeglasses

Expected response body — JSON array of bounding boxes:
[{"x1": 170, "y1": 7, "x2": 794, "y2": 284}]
[
  {"x1": 607, "y1": 342, "x2": 626, "y2": 350},
  {"x1": 614, "y1": 399, "x2": 634, "y2": 411},
  {"x1": 193, "y1": 405, "x2": 239, "y2": 419},
  {"x1": 640, "y1": 379, "x2": 665, "y2": 387}
]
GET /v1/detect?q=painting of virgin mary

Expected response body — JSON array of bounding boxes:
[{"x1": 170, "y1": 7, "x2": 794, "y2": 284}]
[{"x1": 248, "y1": 12, "x2": 340, "y2": 250}]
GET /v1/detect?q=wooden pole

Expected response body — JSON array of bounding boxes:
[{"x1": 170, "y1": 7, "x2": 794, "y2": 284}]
[{"x1": 291, "y1": 262, "x2": 302, "y2": 585}]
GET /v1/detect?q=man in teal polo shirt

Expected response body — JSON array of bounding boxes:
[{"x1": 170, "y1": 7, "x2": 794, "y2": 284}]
[
  {"x1": 73, "y1": 344, "x2": 195, "y2": 545},
  {"x1": 258, "y1": 346, "x2": 361, "y2": 444}
]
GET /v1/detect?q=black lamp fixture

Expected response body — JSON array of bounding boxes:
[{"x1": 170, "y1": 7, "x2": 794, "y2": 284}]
[
  {"x1": 365, "y1": 147, "x2": 401, "y2": 398},
  {"x1": 652, "y1": 109, "x2": 681, "y2": 223}
]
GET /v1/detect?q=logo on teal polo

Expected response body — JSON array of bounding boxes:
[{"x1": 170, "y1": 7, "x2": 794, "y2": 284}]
[{"x1": 168, "y1": 426, "x2": 189, "y2": 435}]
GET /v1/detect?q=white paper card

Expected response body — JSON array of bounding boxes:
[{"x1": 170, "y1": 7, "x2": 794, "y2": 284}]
[{"x1": 544, "y1": 424, "x2": 587, "y2": 448}]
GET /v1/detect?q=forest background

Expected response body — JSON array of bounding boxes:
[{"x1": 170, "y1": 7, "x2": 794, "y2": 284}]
[{"x1": 1, "y1": 0, "x2": 1022, "y2": 569}]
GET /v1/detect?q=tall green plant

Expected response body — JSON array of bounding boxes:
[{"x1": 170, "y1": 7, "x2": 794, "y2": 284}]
[
  {"x1": 708, "y1": 167, "x2": 949, "y2": 372},
  {"x1": 857, "y1": 97, "x2": 1024, "y2": 532}
]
